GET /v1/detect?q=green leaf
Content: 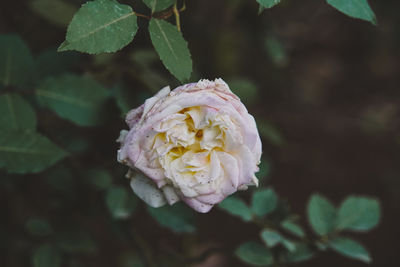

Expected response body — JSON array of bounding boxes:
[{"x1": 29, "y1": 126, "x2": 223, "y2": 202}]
[
  {"x1": 59, "y1": 0, "x2": 138, "y2": 54},
  {"x1": 0, "y1": 130, "x2": 67, "y2": 174},
  {"x1": 147, "y1": 202, "x2": 196, "y2": 233},
  {"x1": 235, "y1": 241, "x2": 273, "y2": 266},
  {"x1": 142, "y1": 0, "x2": 175, "y2": 12},
  {"x1": 265, "y1": 35, "x2": 288, "y2": 67},
  {"x1": 326, "y1": 0, "x2": 377, "y2": 25},
  {"x1": 258, "y1": 120, "x2": 285, "y2": 146},
  {"x1": 56, "y1": 228, "x2": 97, "y2": 254},
  {"x1": 307, "y1": 194, "x2": 336, "y2": 235},
  {"x1": 106, "y1": 186, "x2": 138, "y2": 219},
  {"x1": 149, "y1": 19, "x2": 192, "y2": 82},
  {"x1": 32, "y1": 244, "x2": 61, "y2": 267},
  {"x1": 30, "y1": 0, "x2": 77, "y2": 27},
  {"x1": 284, "y1": 244, "x2": 315, "y2": 263},
  {"x1": 0, "y1": 94, "x2": 36, "y2": 130},
  {"x1": 260, "y1": 229, "x2": 282, "y2": 247},
  {"x1": 85, "y1": 168, "x2": 112, "y2": 190},
  {"x1": 0, "y1": 34, "x2": 34, "y2": 88},
  {"x1": 251, "y1": 188, "x2": 278, "y2": 217},
  {"x1": 281, "y1": 220, "x2": 305, "y2": 238},
  {"x1": 336, "y1": 196, "x2": 380, "y2": 231},
  {"x1": 218, "y1": 196, "x2": 253, "y2": 222},
  {"x1": 329, "y1": 237, "x2": 371, "y2": 263},
  {"x1": 227, "y1": 78, "x2": 259, "y2": 105},
  {"x1": 25, "y1": 218, "x2": 53, "y2": 237},
  {"x1": 257, "y1": 0, "x2": 281, "y2": 9},
  {"x1": 35, "y1": 74, "x2": 110, "y2": 126}
]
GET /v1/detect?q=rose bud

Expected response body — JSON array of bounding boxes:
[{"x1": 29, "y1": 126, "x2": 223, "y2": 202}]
[{"x1": 117, "y1": 79, "x2": 262, "y2": 213}]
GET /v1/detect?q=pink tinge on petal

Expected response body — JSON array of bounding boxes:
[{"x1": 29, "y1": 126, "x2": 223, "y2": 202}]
[
  {"x1": 196, "y1": 193, "x2": 225, "y2": 205},
  {"x1": 182, "y1": 197, "x2": 214, "y2": 213}
]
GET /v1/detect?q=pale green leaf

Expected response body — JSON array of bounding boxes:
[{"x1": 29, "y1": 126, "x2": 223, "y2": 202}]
[
  {"x1": 32, "y1": 244, "x2": 61, "y2": 267},
  {"x1": 35, "y1": 74, "x2": 110, "y2": 126},
  {"x1": 257, "y1": 0, "x2": 281, "y2": 9},
  {"x1": 0, "y1": 94, "x2": 36, "y2": 130},
  {"x1": 59, "y1": 0, "x2": 138, "y2": 54},
  {"x1": 284, "y1": 244, "x2": 315, "y2": 263},
  {"x1": 147, "y1": 203, "x2": 196, "y2": 233},
  {"x1": 0, "y1": 34, "x2": 34, "y2": 88},
  {"x1": 281, "y1": 220, "x2": 305, "y2": 238},
  {"x1": 329, "y1": 237, "x2": 371, "y2": 263},
  {"x1": 149, "y1": 19, "x2": 192, "y2": 82},
  {"x1": 336, "y1": 196, "x2": 380, "y2": 231},
  {"x1": 260, "y1": 229, "x2": 282, "y2": 247},
  {"x1": 0, "y1": 130, "x2": 67, "y2": 174},
  {"x1": 251, "y1": 188, "x2": 278, "y2": 217},
  {"x1": 142, "y1": 0, "x2": 175, "y2": 12},
  {"x1": 219, "y1": 196, "x2": 253, "y2": 222},
  {"x1": 326, "y1": 0, "x2": 377, "y2": 25},
  {"x1": 106, "y1": 186, "x2": 138, "y2": 219},
  {"x1": 235, "y1": 241, "x2": 273, "y2": 266},
  {"x1": 307, "y1": 194, "x2": 336, "y2": 235}
]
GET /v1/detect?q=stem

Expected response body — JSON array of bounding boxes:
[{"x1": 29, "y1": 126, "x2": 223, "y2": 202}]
[{"x1": 173, "y1": 2, "x2": 181, "y2": 31}]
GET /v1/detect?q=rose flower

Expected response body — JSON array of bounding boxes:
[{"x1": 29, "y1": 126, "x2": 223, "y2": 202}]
[{"x1": 117, "y1": 79, "x2": 262, "y2": 213}]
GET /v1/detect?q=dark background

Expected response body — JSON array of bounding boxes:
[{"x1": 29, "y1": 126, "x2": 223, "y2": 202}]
[{"x1": 1, "y1": 0, "x2": 399, "y2": 266}]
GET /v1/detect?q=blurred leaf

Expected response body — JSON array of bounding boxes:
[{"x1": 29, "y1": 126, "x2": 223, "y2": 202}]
[
  {"x1": 227, "y1": 78, "x2": 259, "y2": 105},
  {"x1": 265, "y1": 35, "x2": 288, "y2": 67},
  {"x1": 284, "y1": 244, "x2": 315, "y2": 263},
  {"x1": 59, "y1": 0, "x2": 138, "y2": 54},
  {"x1": 326, "y1": 0, "x2": 377, "y2": 25},
  {"x1": 36, "y1": 74, "x2": 110, "y2": 126},
  {"x1": 0, "y1": 94, "x2": 37, "y2": 130},
  {"x1": 44, "y1": 165, "x2": 75, "y2": 193},
  {"x1": 149, "y1": 19, "x2": 192, "y2": 82},
  {"x1": 119, "y1": 251, "x2": 145, "y2": 267},
  {"x1": 281, "y1": 220, "x2": 305, "y2": 238},
  {"x1": 307, "y1": 194, "x2": 336, "y2": 235},
  {"x1": 251, "y1": 188, "x2": 278, "y2": 217},
  {"x1": 336, "y1": 196, "x2": 380, "y2": 231},
  {"x1": 235, "y1": 241, "x2": 273, "y2": 266},
  {"x1": 30, "y1": 0, "x2": 77, "y2": 27},
  {"x1": 219, "y1": 196, "x2": 253, "y2": 222},
  {"x1": 32, "y1": 244, "x2": 61, "y2": 267},
  {"x1": 260, "y1": 229, "x2": 282, "y2": 247},
  {"x1": 257, "y1": 120, "x2": 285, "y2": 146},
  {"x1": 56, "y1": 228, "x2": 96, "y2": 254},
  {"x1": 106, "y1": 186, "x2": 138, "y2": 219},
  {"x1": 0, "y1": 130, "x2": 67, "y2": 174},
  {"x1": 282, "y1": 239, "x2": 297, "y2": 252},
  {"x1": 85, "y1": 168, "x2": 112, "y2": 190},
  {"x1": 147, "y1": 202, "x2": 196, "y2": 233},
  {"x1": 113, "y1": 83, "x2": 139, "y2": 115},
  {"x1": 257, "y1": 0, "x2": 281, "y2": 9},
  {"x1": 142, "y1": 0, "x2": 175, "y2": 12},
  {"x1": 130, "y1": 49, "x2": 158, "y2": 68},
  {"x1": 25, "y1": 218, "x2": 53, "y2": 237},
  {"x1": 329, "y1": 237, "x2": 371, "y2": 263},
  {"x1": 0, "y1": 34, "x2": 34, "y2": 88}
]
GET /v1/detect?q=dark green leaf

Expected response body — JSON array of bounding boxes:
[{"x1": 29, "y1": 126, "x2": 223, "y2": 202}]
[
  {"x1": 284, "y1": 244, "x2": 315, "y2": 263},
  {"x1": 260, "y1": 229, "x2": 282, "y2": 247},
  {"x1": 307, "y1": 194, "x2": 336, "y2": 235},
  {"x1": 329, "y1": 237, "x2": 371, "y2": 263},
  {"x1": 86, "y1": 168, "x2": 112, "y2": 190},
  {"x1": 25, "y1": 218, "x2": 53, "y2": 237},
  {"x1": 32, "y1": 244, "x2": 61, "y2": 267},
  {"x1": 336, "y1": 196, "x2": 380, "y2": 231},
  {"x1": 149, "y1": 19, "x2": 192, "y2": 82},
  {"x1": 227, "y1": 78, "x2": 259, "y2": 105},
  {"x1": 142, "y1": 0, "x2": 175, "y2": 12},
  {"x1": 147, "y1": 202, "x2": 196, "y2": 233},
  {"x1": 257, "y1": 0, "x2": 281, "y2": 9},
  {"x1": 326, "y1": 0, "x2": 377, "y2": 25},
  {"x1": 0, "y1": 34, "x2": 34, "y2": 88},
  {"x1": 35, "y1": 74, "x2": 110, "y2": 126},
  {"x1": 30, "y1": 0, "x2": 77, "y2": 27},
  {"x1": 265, "y1": 35, "x2": 288, "y2": 67},
  {"x1": 258, "y1": 120, "x2": 285, "y2": 146},
  {"x1": 219, "y1": 196, "x2": 253, "y2": 222},
  {"x1": 251, "y1": 188, "x2": 278, "y2": 217},
  {"x1": 0, "y1": 130, "x2": 67, "y2": 174},
  {"x1": 56, "y1": 228, "x2": 96, "y2": 254},
  {"x1": 281, "y1": 220, "x2": 305, "y2": 238},
  {"x1": 59, "y1": 0, "x2": 138, "y2": 54},
  {"x1": 106, "y1": 186, "x2": 138, "y2": 219},
  {"x1": 235, "y1": 241, "x2": 273, "y2": 266},
  {"x1": 0, "y1": 94, "x2": 36, "y2": 130}
]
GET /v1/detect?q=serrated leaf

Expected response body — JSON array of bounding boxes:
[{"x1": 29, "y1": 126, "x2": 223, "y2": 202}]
[
  {"x1": 329, "y1": 237, "x2": 371, "y2": 263},
  {"x1": 251, "y1": 188, "x2": 278, "y2": 217},
  {"x1": 25, "y1": 218, "x2": 53, "y2": 237},
  {"x1": 307, "y1": 194, "x2": 336, "y2": 235},
  {"x1": 336, "y1": 196, "x2": 380, "y2": 231},
  {"x1": 147, "y1": 202, "x2": 196, "y2": 233},
  {"x1": 326, "y1": 0, "x2": 377, "y2": 25},
  {"x1": 281, "y1": 220, "x2": 305, "y2": 238},
  {"x1": 59, "y1": 0, "x2": 138, "y2": 54},
  {"x1": 260, "y1": 229, "x2": 282, "y2": 247},
  {"x1": 0, "y1": 94, "x2": 36, "y2": 130},
  {"x1": 149, "y1": 19, "x2": 192, "y2": 82},
  {"x1": 32, "y1": 244, "x2": 61, "y2": 267},
  {"x1": 106, "y1": 186, "x2": 138, "y2": 219},
  {"x1": 0, "y1": 130, "x2": 67, "y2": 174},
  {"x1": 257, "y1": 0, "x2": 281, "y2": 9},
  {"x1": 0, "y1": 34, "x2": 34, "y2": 88},
  {"x1": 142, "y1": 0, "x2": 175, "y2": 12},
  {"x1": 218, "y1": 196, "x2": 253, "y2": 222},
  {"x1": 235, "y1": 241, "x2": 273, "y2": 266},
  {"x1": 35, "y1": 74, "x2": 110, "y2": 126}
]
